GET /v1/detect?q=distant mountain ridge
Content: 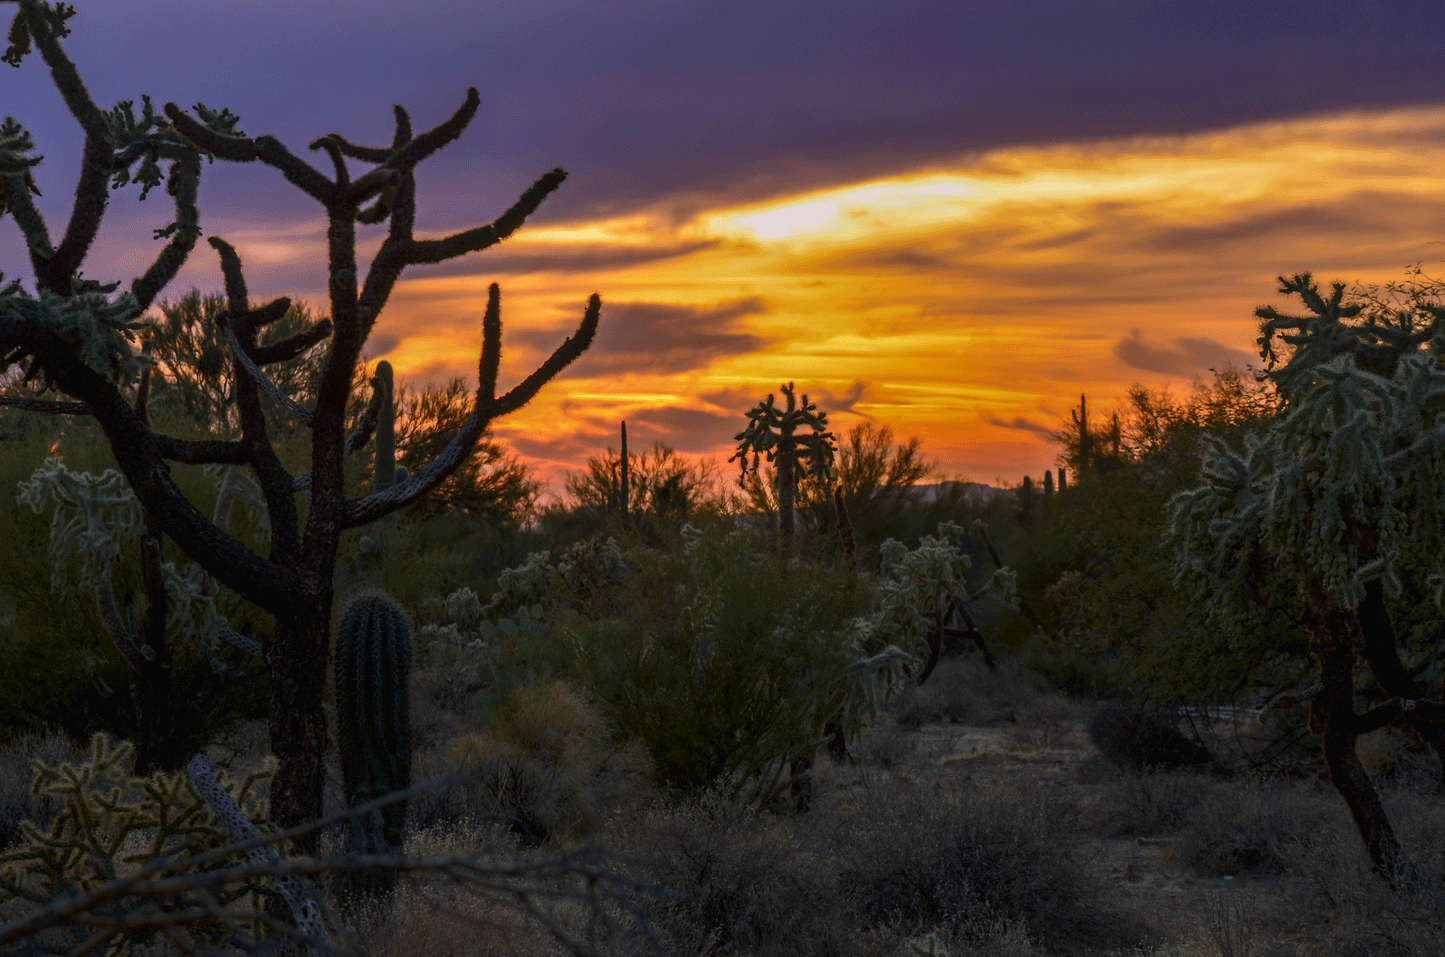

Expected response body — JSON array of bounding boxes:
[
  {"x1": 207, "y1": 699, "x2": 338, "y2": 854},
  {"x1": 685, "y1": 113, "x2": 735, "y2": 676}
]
[{"x1": 902, "y1": 481, "x2": 1012, "y2": 508}]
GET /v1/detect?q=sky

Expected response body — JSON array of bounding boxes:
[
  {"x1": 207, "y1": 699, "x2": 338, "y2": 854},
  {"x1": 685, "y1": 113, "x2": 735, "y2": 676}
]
[{"x1": 7, "y1": 0, "x2": 1445, "y2": 494}]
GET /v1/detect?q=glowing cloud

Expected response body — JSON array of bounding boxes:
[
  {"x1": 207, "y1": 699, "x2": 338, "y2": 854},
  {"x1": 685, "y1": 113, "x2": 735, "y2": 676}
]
[{"x1": 147, "y1": 104, "x2": 1445, "y2": 493}]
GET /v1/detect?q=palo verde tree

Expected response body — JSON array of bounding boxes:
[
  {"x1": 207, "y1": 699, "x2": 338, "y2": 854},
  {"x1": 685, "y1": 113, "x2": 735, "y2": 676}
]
[
  {"x1": 0, "y1": 1, "x2": 599, "y2": 842},
  {"x1": 1171, "y1": 269, "x2": 1445, "y2": 884},
  {"x1": 730, "y1": 382, "x2": 835, "y2": 553}
]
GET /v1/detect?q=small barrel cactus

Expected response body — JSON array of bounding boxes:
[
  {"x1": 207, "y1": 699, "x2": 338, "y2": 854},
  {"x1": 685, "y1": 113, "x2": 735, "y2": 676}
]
[{"x1": 334, "y1": 591, "x2": 412, "y2": 903}]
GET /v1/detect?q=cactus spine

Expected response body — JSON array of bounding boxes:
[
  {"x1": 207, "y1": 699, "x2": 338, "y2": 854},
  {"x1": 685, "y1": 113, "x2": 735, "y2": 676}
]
[{"x1": 334, "y1": 592, "x2": 412, "y2": 903}]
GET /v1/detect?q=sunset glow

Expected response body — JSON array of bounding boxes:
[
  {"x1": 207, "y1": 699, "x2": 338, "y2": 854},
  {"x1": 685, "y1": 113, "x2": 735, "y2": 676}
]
[{"x1": 299, "y1": 103, "x2": 1445, "y2": 494}]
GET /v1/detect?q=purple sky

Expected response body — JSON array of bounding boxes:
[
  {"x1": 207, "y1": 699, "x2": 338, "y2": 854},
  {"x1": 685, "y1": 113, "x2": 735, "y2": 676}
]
[
  {"x1": 9, "y1": 1, "x2": 1445, "y2": 488},
  {"x1": 9, "y1": 0, "x2": 1445, "y2": 240}
]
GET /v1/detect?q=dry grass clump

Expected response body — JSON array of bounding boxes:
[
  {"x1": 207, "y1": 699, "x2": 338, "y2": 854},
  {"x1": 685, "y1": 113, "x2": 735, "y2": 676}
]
[
  {"x1": 1169, "y1": 776, "x2": 1345, "y2": 878},
  {"x1": 616, "y1": 792, "x2": 849, "y2": 957},
  {"x1": 0, "y1": 731, "x2": 75, "y2": 850},
  {"x1": 1087, "y1": 769, "x2": 1345, "y2": 879},
  {"x1": 1087, "y1": 769, "x2": 1210, "y2": 837},
  {"x1": 606, "y1": 780, "x2": 1142, "y2": 957},
  {"x1": 1263, "y1": 790, "x2": 1445, "y2": 956},
  {"x1": 890, "y1": 658, "x2": 1046, "y2": 729},
  {"x1": 1087, "y1": 704, "x2": 1219, "y2": 774},
  {"x1": 826, "y1": 786, "x2": 1144, "y2": 954},
  {"x1": 441, "y1": 680, "x2": 652, "y2": 845}
]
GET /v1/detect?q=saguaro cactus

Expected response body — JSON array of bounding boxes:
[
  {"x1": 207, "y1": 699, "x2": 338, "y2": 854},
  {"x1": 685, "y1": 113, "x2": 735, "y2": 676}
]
[
  {"x1": 374, "y1": 360, "x2": 397, "y2": 491},
  {"x1": 334, "y1": 591, "x2": 412, "y2": 903}
]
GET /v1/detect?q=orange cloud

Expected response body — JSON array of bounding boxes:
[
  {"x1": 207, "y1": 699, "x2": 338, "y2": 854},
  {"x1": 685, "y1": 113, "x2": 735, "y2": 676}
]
[{"x1": 215, "y1": 103, "x2": 1445, "y2": 496}]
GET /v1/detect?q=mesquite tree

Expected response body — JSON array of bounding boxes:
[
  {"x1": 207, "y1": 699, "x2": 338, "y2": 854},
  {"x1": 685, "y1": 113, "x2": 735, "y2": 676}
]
[
  {"x1": 1171, "y1": 271, "x2": 1445, "y2": 884},
  {"x1": 731, "y1": 382, "x2": 835, "y2": 552},
  {"x1": 0, "y1": 1, "x2": 599, "y2": 842}
]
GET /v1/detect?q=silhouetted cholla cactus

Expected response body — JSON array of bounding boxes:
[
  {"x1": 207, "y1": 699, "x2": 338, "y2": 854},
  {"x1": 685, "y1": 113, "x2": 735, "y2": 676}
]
[
  {"x1": 334, "y1": 591, "x2": 413, "y2": 903},
  {"x1": 730, "y1": 382, "x2": 835, "y2": 552}
]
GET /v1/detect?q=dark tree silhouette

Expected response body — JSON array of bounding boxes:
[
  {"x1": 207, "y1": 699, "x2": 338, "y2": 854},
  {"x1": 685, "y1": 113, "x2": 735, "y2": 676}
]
[{"x1": 0, "y1": 1, "x2": 598, "y2": 843}]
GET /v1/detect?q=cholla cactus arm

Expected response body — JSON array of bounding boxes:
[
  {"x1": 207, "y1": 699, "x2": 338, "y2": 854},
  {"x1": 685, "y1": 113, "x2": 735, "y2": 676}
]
[
  {"x1": 345, "y1": 284, "x2": 600, "y2": 527},
  {"x1": 185, "y1": 754, "x2": 328, "y2": 951}
]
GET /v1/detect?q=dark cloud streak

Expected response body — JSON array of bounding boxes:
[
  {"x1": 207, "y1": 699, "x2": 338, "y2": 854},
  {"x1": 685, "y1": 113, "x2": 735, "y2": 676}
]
[
  {"x1": 516, "y1": 297, "x2": 767, "y2": 375},
  {"x1": 1113, "y1": 329, "x2": 1255, "y2": 376},
  {"x1": 11, "y1": 0, "x2": 1445, "y2": 257}
]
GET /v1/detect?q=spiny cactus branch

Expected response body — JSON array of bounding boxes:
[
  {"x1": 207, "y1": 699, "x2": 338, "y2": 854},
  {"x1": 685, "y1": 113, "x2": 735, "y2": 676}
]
[
  {"x1": 215, "y1": 625, "x2": 263, "y2": 658},
  {"x1": 130, "y1": 149, "x2": 201, "y2": 312},
  {"x1": 0, "y1": 393, "x2": 89, "y2": 413},
  {"x1": 308, "y1": 133, "x2": 350, "y2": 188},
  {"x1": 491, "y1": 292, "x2": 599, "y2": 413},
  {"x1": 290, "y1": 374, "x2": 387, "y2": 491},
  {"x1": 0, "y1": 166, "x2": 53, "y2": 260},
  {"x1": 185, "y1": 755, "x2": 329, "y2": 954},
  {"x1": 151, "y1": 435, "x2": 250, "y2": 464},
  {"x1": 218, "y1": 317, "x2": 315, "y2": 425},
  {"x1": 95, "y1": 577, "x2": 151, "y2": 675},
  {"x1": 339, "y1": 90, "x2": 477, "y2": 213},
  {"x1": 251, "y1": 318, "x2": 333, "y2": 364},
  {"x1": 205, "y1": 234, "x2": 249, "y2": 307},
  {"x1": 478, "y1": 282, "x2": 502, "y2": 400},
  {"x1": 344, "y1": 290, "x2": 598, "y2": 528},
  {"x1": 405, "y1": 167, "x2": 566, "y2": 265}
]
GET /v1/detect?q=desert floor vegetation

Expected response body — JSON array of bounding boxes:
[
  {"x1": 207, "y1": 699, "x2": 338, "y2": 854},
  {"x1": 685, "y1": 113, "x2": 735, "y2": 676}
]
[{"x1": 9, "y1": 661, "x2": 1445, "y2": 955}]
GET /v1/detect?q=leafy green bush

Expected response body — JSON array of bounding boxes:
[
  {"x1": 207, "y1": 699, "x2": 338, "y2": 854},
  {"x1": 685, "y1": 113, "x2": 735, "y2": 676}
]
[{"x1": 495, "y1": 529, "x2": 875, "y2": 794}]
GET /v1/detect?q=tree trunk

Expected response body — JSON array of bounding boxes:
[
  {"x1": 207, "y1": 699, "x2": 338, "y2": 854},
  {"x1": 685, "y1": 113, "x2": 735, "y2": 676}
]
[
  {"x1": 1307, "y1": 593, "x2": 1413, "y2": 885},
  {"x1": 131, "y1": 515, "x2": 187, "y2": 775},
  {"x1": 268, "y1": 602, "x2": 333, "y2": 853},
  {"x1": 777, "y1": 442, "x2": 796, "y2": 553},
  {"x1": 1356, "y1": 580, "x2": 1445, "y2": 784}
]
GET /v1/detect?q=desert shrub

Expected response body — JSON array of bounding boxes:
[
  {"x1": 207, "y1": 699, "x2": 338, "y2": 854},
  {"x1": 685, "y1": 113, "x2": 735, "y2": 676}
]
[
  {"x1": 1087, "y1": 769, "x2": 1209, "y2": 837},
  {"x1": 1278, "y1": 791, "x2": 1445, "y2": 955},
  {"x1": 512, "y1": 529, "x2": 875, "y2": 794},
  {"x1": 890, "y1": 658, "x2": 1046, "y2": 729},
  {"x1": 617, "y1": 793, "x2": 851, "y2": 957},
  {"x1": 444, "y1": 681, "x2": 651, "y2": 845},
  {"x1": 1170, "y1": 776, "x2": 1345, "y2": 877},
  {"x1": 828, "y1": 786, "x2": 1142, "y2": 953},
  {"x1": 0, "y1": 734, "x2": 280, "y2": 953},
  {"x1": 1087, "y1": 704, "x2": 1219, "y2": 773}
]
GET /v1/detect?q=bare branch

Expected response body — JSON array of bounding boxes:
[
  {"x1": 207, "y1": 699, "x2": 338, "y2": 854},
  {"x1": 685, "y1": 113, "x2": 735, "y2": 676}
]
[{"x1": 405, "y1": 168, "x2": 566, "y2": 264}]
